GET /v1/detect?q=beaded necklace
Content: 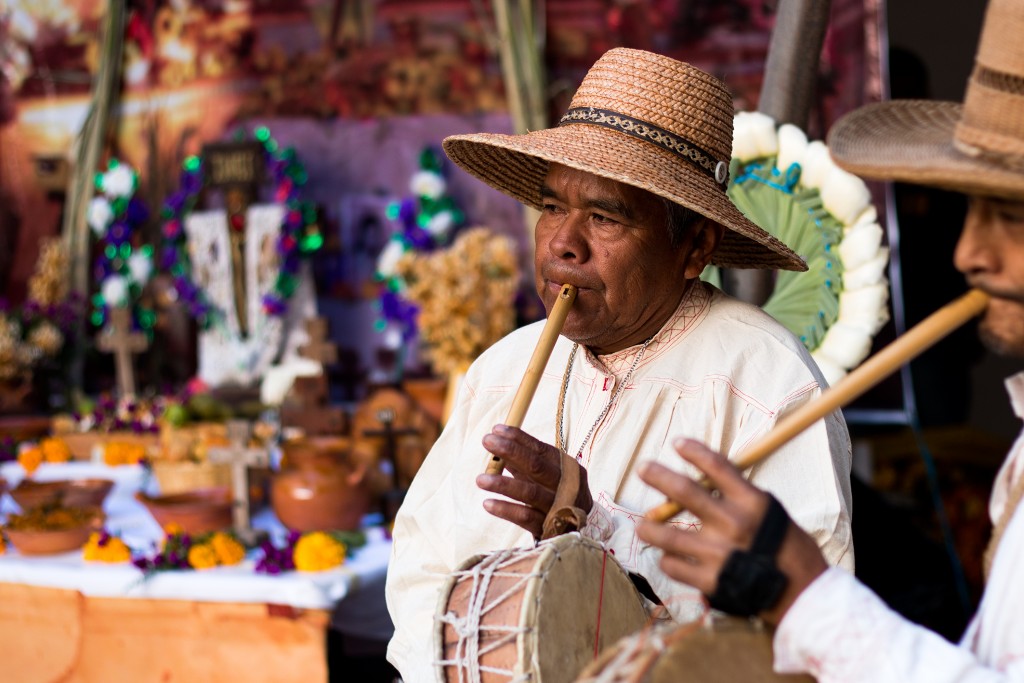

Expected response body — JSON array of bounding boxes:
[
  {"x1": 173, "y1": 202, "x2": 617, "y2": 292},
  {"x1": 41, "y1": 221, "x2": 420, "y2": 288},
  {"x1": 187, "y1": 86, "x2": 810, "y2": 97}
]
[{"x1": 555, "y1": 336, "x2": 653, "y2": 461}]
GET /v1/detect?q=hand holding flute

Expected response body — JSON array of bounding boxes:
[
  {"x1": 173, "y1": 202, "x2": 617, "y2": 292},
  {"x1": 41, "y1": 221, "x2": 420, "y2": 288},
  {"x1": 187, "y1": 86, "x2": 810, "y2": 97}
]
[
  {"x1": 645, "y1": 289, "x2": 989, "y2": 523},
  {"x1": 476, "y1": 284, "x2": 589, "y2": 539}
]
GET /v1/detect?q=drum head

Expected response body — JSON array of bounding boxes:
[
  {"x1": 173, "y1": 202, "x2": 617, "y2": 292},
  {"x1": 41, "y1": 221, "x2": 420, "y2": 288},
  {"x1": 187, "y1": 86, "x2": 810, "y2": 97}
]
[
  {"x1": 577, "y1": 616, "x2": 816, "y2": 683},
  {"x1": 437, "y1": 534, "x2": 649, "y2": 683}
]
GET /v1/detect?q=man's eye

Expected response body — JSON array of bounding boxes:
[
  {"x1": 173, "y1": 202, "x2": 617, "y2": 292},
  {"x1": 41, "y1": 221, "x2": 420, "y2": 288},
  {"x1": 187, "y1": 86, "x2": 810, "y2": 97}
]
[
  {"x1": 998, "y1": 209, "x2": 1024, "y2": 224},
  {"x1": 593, "y1": 213, "x2": 615, "y2": 224}
]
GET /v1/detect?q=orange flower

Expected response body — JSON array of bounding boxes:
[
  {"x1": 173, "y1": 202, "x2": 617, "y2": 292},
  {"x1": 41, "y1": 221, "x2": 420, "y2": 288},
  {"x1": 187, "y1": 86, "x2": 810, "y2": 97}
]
[
  {"x1": 83, "y1": 532, "x2": 131, "y2": 563},
  {"x1": 294, "y1": 531, "x2": 346, "y2": 572},
  {"x1": 40, "y1": 437, "x2": 71, "y2": 463},
  {"x1": 188, "y1": 544, "x2": 219, "y2": 570},
  {"x1": 18, "y1": 446, "x2": 43, "y2": 475},
  {"x1": 103, "y1": 441, "x2": 146, "y2": 466},
  {"x1": 210, "y1": 532, "x2": 245, "y2": 566}
]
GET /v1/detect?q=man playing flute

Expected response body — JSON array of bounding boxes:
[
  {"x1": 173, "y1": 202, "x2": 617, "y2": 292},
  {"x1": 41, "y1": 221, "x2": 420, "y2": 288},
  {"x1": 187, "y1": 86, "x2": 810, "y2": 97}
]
[
  {"x1": 386, "y1": 47, "x2": 854, "y2": 682},
  {"x1": 636, "y1": 0, "x2": 1024, "y2": 679}
]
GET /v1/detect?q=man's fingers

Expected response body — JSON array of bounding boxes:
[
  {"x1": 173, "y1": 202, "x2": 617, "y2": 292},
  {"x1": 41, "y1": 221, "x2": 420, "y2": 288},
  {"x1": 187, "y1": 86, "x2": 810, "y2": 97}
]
[
  {"x1": 482, "y1": 499, "x2": 544, "y2": 538},
  {"x1": 635, "y1": 520, "x2": 724, "y2": 594},
  {"x1": 483, "y1": 426, "x2": 560, "y2": 487},
  {"x1": 638, "y1": 461, "x2": 729, "y2": 527},
  {"x1": 672, "y1": 438, "x2": 751, "y2": 499},
  {"x1": 476, "y1": 473, "x2": 555, "y2": 512}
]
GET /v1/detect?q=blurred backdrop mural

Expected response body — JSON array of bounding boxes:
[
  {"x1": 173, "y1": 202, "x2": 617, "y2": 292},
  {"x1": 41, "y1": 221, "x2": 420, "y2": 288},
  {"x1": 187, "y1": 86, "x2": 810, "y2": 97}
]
[{"x1": 0, "y1": 0, "x2": 879, "y2": 384}]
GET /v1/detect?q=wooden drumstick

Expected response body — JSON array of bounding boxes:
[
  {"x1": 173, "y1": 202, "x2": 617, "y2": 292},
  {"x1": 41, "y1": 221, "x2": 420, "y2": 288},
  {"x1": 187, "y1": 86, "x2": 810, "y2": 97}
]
[
  {"x1": 646, "y1": 288, "x2": 991, "y2": 522},
  {"x1": 485, "y1": 284, "x2": 578, "y2": 475}
]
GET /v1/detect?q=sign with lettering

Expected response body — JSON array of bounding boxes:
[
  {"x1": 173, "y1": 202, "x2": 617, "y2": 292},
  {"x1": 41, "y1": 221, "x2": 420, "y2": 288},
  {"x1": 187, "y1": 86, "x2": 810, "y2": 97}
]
[{"x1": 202, "y1": 141, "x2": 265, "y2": 190}]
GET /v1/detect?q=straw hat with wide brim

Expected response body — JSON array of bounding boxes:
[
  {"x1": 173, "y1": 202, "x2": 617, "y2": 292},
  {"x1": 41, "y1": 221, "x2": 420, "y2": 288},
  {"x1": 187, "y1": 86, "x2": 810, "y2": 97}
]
[
  {"x1": 442, "y1": 48, "x2": 807, "y2": 272},
  {"x1": 829, "y1": 0, "x2": 1024, "y2": 200}
]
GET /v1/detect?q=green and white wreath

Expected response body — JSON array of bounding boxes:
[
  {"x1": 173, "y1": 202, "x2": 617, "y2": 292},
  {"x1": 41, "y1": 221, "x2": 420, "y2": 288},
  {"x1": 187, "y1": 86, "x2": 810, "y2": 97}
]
[{"x1": 714, "y1": 112, "x2": 891, "y2": 385}]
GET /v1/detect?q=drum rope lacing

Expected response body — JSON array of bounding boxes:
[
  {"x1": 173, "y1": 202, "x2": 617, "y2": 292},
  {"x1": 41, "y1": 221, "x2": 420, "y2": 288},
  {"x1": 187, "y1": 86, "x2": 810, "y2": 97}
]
[
  {"x1": 436, "y1": 546, "x2": 552, "y2": 682},
  {"x1": 577, "y1": 619, "x2": 705, "y2": 683}
]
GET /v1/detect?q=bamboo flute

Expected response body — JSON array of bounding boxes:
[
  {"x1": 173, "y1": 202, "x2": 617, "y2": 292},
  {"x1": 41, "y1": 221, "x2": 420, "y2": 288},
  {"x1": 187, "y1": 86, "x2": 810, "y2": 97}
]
[
  {"x1": 646, "y1": 288, "x2": 991, "y2": 522},
  {"x1": 485, "y1": 284, "x2": 578, "y2": 475}
]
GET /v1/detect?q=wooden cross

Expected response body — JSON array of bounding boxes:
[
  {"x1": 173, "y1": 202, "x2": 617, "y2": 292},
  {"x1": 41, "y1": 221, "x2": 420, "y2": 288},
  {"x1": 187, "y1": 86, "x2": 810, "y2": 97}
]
[
  {"x1": 298, "y1": 317, "x2": 338, "y2": 366},
  {"x1": 97, "y1": 306, "x2": 148, "y2": 398},
  {"x1": 362, "y1": 406, "x2": 419, "y2": 522},
  {"x1": 207, "y1": 419, "x2": 270, "y2": 544}
]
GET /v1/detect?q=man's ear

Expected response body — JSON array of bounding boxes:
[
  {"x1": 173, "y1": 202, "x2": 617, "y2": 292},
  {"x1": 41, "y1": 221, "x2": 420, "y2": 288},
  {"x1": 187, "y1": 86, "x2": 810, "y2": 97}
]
[{"x1": 682, "y1": 218, "x2": 724, "y2": 279}]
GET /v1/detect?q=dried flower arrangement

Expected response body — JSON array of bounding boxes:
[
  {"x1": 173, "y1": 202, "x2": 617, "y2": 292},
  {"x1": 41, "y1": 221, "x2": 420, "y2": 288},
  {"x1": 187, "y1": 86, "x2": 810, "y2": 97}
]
[
  {"x1": 395, "y1": 227, "x2": 519, "y2": 375},
  {"x1": 0, "y1": 239, "x2": 80, "y2": 386}
]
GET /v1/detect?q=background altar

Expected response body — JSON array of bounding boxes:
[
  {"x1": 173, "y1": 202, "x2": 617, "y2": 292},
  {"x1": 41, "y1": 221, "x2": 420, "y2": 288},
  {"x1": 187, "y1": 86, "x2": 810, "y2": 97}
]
[{"x1": 0, "y1": 461, "x2": 393, "y2": 683}]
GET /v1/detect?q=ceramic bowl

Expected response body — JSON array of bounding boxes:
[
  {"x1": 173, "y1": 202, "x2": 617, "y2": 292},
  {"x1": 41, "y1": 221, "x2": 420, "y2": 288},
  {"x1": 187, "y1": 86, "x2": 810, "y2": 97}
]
[
  {"x1": 3, "y1": 508, "x2": 105, "y2": 556},
  {"x1": 5, "y1": 524, "x2": 95, "y2": 556},
  {"x1": 9, "y1": 478, "x2": 115, "y2": 511},
  {"x1": 136, "y1": 488, "x2": 233, "y2": 535}
]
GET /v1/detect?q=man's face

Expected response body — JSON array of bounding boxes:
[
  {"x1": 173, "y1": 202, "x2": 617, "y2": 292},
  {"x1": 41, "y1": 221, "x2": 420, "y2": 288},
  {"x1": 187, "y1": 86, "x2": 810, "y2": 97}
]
[
  {"x1": 533, "y1": 164, "x2": 718, "y2": 355},
  {"x1": 955, "y1": 196, "x2": 1024, "y2": 357}
]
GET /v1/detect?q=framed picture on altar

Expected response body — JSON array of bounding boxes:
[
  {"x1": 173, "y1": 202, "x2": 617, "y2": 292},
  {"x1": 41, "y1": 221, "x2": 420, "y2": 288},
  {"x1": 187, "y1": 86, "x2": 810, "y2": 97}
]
[{"x1": 338, "y1": 193, "x2": 397, "y2": 297}]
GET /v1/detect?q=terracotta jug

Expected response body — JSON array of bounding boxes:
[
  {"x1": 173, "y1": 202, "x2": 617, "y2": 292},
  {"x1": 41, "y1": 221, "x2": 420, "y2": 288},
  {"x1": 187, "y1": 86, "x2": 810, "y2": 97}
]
[{"x1": 271, "y1": 436, "x2": 378, "y2": 532}]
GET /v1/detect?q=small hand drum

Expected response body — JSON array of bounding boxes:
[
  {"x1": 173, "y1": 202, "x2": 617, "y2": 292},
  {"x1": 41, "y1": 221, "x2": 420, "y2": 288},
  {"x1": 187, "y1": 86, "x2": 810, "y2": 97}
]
[
  {"x1": 574, "y1": 614, "x2": 816, "y2": 683},
  {"x1": 435, "y1": 534, "x2": 650, "y2": 683}
]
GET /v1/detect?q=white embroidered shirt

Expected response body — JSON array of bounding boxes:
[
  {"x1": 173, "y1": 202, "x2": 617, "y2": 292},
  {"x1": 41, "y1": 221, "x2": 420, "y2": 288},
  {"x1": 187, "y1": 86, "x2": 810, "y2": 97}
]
[{"x1": 386, "y1": 282, "x2": 854, "y2": 683}]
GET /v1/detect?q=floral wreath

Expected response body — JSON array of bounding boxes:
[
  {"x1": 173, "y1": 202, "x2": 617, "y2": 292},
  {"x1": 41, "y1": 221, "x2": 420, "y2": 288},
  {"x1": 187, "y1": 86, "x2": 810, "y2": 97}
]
[
  {"x1": 717, "y1": 112, "x2": 891, "y2": 385},
  {"x1": 86, "y1": 159, "x2": 156, "y2": 334},
  {"x1": 159, "y1": 127, "x2": 323, "y2": 329},
  {"x1": 374, "y1": 148, "x2": 465, "y2": 348}
]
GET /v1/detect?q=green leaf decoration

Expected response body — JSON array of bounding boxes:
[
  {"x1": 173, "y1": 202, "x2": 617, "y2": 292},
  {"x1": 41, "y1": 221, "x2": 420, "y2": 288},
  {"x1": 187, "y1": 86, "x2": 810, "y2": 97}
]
[{"x1": 721, "y1": 158, "x2": 845, "y2": 353}]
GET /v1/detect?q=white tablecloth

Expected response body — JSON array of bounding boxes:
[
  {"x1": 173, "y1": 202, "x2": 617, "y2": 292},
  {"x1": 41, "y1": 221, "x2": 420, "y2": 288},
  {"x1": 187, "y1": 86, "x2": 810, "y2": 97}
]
[{"x1": 0, "y1": 461, "x2": 394, "y2": 640}]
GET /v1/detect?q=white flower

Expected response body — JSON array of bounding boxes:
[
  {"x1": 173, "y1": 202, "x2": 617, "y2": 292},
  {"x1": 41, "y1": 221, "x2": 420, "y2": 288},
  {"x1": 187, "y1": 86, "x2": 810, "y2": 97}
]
[
  {"x1": 382, "y1": 323, "x2": 404, "y2": 350},
  {"x1": 852, "y1": 205, "x2": 878, "y2": 227},
  {"x1": 376, "y1": 238, "x2": 407, "y2": 279},
  {"x1": 87, "y1": 197, "x2": 114, "y2": 236},
  {"x1": 820, "y1": 167, "x2": 872, "y2": 226},
  {"x1": 838, "y1": 222, "x2": 884, "y2": 270},
  {"x1": 426, "y1": 210, "x2": 455, "y2": 237},
  {"x1": 101, "y1": 164, "x2": 136, "y2": 199},
  {"x1": 101, "y1": 275, "x2": 129, "y2": 307},
  {"x1": 127, "y1": 252, "x2": 153, "y2": 284},
  {"x1": 800, "y1": 141, "x2": 836, "y2": 190},
  {"x1": 842, "y1": 248, "x2": 890, "y2": 290},
  {"x1": 810, "y1": 350, "x2": 847, "y2": 386},
  {"x1": 10, "y1": 7, "x2": 39, "y2": 43},
  {"x1": 775, "y1": 124, "x2": 808, "y2": 175},
  {"x1": 410, "y1": 170, "x2": 446, "y2": 200},
  {"x1": 732, "y1": 111, "x2": 778, "y2": 161},
  {"x1": 838, "y1": 284, "x2": 891, "y2": 336},
  {"x1": 817, "y1": 323, "x2": 873, "y2": 369}
]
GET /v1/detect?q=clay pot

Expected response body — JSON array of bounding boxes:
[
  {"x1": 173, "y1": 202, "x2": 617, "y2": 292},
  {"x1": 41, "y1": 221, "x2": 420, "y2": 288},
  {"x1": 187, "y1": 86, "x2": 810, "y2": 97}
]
[
  {"x1": 271, "y1": 437, "x2": 375, "y2": 532},
  {"x1": 10, "y1": 478, "x2": 115, "y2": 511},
  {"x1": 136, "y1": 488, "x2": 233, "y2": 535},
  {"x1": 4, "y1": 509, "x2": 105, "y2": 556}
]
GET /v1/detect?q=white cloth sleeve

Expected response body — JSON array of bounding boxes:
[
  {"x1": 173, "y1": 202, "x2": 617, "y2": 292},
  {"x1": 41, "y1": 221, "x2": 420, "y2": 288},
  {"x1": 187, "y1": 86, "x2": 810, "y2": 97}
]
[{"x1": 774, "y1": 568, "x2": 1022, "y2": 683}]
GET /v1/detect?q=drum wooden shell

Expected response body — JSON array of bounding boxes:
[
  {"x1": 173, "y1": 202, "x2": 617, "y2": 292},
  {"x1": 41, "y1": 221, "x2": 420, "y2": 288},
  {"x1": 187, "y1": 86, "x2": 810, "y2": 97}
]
[
  {"x1": 435, "y1": 534, "x2": 649, "y2": 683},
  {"x1": 575, "y1": 615, "x2": 815, "y2": 683}
]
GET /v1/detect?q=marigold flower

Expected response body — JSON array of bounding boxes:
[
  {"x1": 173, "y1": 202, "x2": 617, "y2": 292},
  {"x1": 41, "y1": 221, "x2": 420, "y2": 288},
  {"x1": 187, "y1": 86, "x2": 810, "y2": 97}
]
[
  {"x1": 83, "y1": 532, "x2": 131, "y2": 563},
  {"x1": 188, "y1": 544, "x2": 219, "y2": 570},
  {"x1": 163, "y1": 522, "x2": 185, "y2": 537},
  {"x1": 293, "y1": 531, "x2": 346, "y2": 572},
  {"x1": 210, "y1": 532, "x2": 245, "y2": 566},
  {"x1": 40, "y1": 437, "x2": 71, "y2": 463},
  {"x1": 18, "y1": 446, "x2": 43, "y2": 475},
  {"x1": 104, "y1": 441, "x2": 146, "y2": 466}
]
